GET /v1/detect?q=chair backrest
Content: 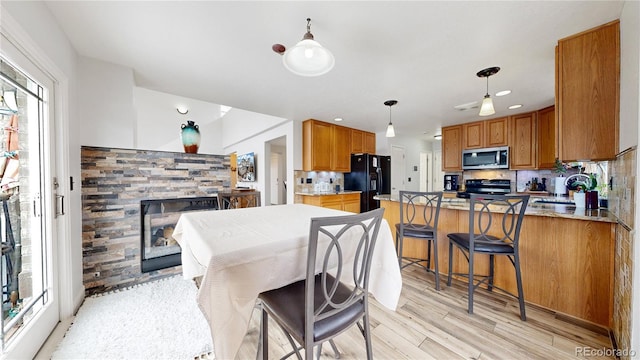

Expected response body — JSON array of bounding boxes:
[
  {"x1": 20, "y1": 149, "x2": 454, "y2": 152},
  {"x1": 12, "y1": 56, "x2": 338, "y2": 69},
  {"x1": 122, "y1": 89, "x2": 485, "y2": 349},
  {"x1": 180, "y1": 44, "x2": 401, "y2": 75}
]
[
  {"x1": 305, "y1": 208, "x2": 385, "y2": 330},
  {"x1": 468, "y1": 194, "x2": 530, "y2": 248},
  {"x1": 399, "y1": 191, "x2": 443, "y2": 232}
]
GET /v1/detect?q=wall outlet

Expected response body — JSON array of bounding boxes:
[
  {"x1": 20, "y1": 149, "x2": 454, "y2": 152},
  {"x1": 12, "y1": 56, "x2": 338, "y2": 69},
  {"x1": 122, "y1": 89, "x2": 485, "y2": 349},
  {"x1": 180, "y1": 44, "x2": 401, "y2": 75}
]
[{"x1": 306, "y1": 178, "x2": 312, "y2": 184}]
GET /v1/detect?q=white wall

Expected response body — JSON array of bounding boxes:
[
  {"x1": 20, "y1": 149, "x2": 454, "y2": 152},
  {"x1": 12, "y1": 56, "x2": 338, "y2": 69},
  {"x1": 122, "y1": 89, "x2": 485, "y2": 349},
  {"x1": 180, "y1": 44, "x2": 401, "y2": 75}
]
[
  {"x1": 224, "y1": 120, "x2": 297, "y2": 205},
  {"x1": 620, "y1": 0, "x2": 640, "y2": 356},
  {"x1": 620, "y1": 0, "x2": 640, "y2": 151},
  {"x1": 77, "y1": 57, "x2": 136, "y2": 148},
  {"x1": 222, "y1": 107, "x2": 289, "y2": 148},
  {"x1": 378, "y1": 134, "x2": 432, "y2": 192},
  {"x1": 134, "y1": 87, "x2": 224, "y2": 154}
]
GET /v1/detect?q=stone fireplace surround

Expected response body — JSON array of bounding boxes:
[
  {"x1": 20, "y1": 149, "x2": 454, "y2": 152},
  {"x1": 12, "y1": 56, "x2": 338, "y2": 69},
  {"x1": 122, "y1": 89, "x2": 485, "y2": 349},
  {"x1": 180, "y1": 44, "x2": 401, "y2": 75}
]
[{"x1": 81, "y1": 146, "x2": 231, "y2": 295}]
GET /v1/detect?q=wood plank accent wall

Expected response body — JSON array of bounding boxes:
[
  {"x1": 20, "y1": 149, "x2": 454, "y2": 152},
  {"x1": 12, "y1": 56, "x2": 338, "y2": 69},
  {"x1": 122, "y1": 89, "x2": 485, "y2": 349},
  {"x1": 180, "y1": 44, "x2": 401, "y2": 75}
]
[{"x1": 81, "y1": 146, "x2": 231, "y2": 295}]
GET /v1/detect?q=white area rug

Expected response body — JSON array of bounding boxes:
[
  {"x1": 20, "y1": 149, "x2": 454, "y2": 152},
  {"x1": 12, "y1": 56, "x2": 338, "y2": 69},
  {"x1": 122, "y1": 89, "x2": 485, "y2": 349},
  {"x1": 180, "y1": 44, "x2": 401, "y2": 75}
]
[{"x1": 51, "y1": 276, "x2": 213, "y2": 360}]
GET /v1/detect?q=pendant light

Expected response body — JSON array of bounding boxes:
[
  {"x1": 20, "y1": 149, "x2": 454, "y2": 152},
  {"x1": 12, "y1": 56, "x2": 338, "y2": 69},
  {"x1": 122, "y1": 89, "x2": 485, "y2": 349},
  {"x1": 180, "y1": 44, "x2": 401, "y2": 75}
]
[
  {"x1": 384, "y1": 100, "x2": 397, "y2": 138},
  {"x1": 282, "y1": 18, "x2": 335, "y2": 77},
  {"x1": 476, "y1": 67, "x2": 500, "y2": 116}
]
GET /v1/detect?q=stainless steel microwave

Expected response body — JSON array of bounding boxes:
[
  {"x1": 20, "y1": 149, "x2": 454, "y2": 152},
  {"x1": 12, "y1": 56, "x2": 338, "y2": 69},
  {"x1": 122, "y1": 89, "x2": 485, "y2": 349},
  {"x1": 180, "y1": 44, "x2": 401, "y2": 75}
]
[{"x1": 462, "y1": 146, "x2": 509, "y2": 170}]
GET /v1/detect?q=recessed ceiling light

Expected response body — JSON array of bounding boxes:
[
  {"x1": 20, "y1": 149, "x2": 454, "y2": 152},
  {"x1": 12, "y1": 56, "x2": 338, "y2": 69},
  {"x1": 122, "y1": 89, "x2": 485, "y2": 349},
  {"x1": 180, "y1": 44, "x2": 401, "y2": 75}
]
[
  {"x1": 334, "y1": 117, "x2": 343, "y2": 122},
  {"x1": 508, "y1": 104, "x2": 523, "y2": 110},
  {"x1": 495, "y1": 90, "x2": 511, "y2": 97}
]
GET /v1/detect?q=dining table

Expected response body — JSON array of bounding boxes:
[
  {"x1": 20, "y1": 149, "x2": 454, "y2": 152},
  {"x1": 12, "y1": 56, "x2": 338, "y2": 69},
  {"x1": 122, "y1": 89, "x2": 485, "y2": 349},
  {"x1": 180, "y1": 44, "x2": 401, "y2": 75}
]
[{"x1": 172, "y1": 203, "x2": 402, "y2": 360}]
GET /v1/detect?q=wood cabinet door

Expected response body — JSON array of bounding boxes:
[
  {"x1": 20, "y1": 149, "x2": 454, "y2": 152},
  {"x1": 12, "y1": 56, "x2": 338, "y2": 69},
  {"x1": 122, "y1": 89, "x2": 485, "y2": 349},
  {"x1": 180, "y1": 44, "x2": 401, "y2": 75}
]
[
  {"x1": 537, "y1": 105, "x2": 556, "y2": 169},
  {"x1": 342, "y1": 198, "x2": 361, "y2": 213},
  {"x1": 485, "y1": 117, "x2": 509, "y2": 147},
  {"x1": 363, "y1": 132, "x2": 376, "y2": 154},
  {"x1": 351, "y1": 129, "x2": 363, "y2": 154},
  {"x1": 509, "y1": 112, "x2": 537, "y2": 169},
  {"x1": 303, "y1": 120, "x2": 332, "y2": 171},
  {"x1": 332, "y1": 125, "x2": 351, "y2": 172},
  {"x1": 462, "y1": 121, "x2": 484, "y2": 149},
  {"x1": 557, "y1": 20, "x2": 619, "y2": 161},
  {"x1": 442, "y1": 125, "x2": 462, "y2": 171}
]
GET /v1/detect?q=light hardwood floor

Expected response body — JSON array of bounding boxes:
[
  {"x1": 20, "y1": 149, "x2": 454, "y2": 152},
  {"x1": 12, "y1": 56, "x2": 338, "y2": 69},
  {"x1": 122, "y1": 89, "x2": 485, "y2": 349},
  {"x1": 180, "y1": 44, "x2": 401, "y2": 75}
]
[{"x1": 236, "y1": 265, "x2": 614, "y2": 359}]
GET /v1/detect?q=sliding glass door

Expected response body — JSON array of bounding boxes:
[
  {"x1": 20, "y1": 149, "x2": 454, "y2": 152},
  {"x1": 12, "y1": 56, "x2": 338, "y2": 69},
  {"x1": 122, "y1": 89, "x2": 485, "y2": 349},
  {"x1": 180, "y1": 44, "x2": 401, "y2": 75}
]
[{"x1": 0, "y1": 35, "x2": 59, "y2": 358}]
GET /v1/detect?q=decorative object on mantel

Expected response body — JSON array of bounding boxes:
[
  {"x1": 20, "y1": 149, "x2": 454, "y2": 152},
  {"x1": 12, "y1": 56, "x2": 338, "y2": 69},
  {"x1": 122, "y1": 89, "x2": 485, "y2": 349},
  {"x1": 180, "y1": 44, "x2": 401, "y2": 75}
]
[
  {"x1": 477, "y1": 66, "x2": 500, "y2": 116},
  {"x1": 273, "y1": 18, "x2": 335, "y2": 77},
  {"x1": 180, "y1": 120, "x2": 201, "y2": 154}
]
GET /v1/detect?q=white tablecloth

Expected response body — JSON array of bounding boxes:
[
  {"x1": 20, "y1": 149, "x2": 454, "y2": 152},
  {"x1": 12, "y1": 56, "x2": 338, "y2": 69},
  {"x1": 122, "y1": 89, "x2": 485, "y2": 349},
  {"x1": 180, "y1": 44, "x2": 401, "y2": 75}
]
[{"x1": 173, "y1": 203, "x2": 402, "y2": 360}]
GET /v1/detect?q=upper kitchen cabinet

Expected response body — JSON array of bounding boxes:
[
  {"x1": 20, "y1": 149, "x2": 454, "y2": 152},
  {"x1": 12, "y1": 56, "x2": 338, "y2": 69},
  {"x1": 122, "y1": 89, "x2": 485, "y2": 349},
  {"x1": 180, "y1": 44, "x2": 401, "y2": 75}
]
[
  {"x1": 363, "y1": 132, "x2": 376, "y2": 154},
  {"x1": 303, "y1": 119, "x2": 351, "y2": 172},
  {"x1": 462, "y1": 121, "x2": 484, "y2": 149},
  {"x1": 351, "y1": 129, "x2": 364, "y2": 153},
  {"x1": 462, "y1": 118, "x2": 508, "y2": 150},
  {"x1": 536, "y1": 105, "x2": 556, "y2": 169},
  {"x1": 485, "y1": 117, "x2": 509, "y2": 148},
  {"x1": 442, "y1": 125, "x2": 463, "y2": 171},
  {"x1": 350, "y1": 129, "x2": 376, "y2": 154},
  {"x1": 333, "y1": 125, "x2": 351, "y2": 171},
  {"x1": 509, "y1": 111, "x2": 537, "y2": 170},
  {"x1": 556, "y1": 20, "x2": 619, "y2": 161}
]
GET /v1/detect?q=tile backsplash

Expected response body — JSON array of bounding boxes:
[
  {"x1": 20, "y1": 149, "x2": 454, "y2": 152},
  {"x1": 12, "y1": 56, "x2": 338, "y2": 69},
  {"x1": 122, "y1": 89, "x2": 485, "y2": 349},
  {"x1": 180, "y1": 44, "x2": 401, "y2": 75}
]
[{"x1": 294, "y1": 170, "x2": 344, "y2": 193}]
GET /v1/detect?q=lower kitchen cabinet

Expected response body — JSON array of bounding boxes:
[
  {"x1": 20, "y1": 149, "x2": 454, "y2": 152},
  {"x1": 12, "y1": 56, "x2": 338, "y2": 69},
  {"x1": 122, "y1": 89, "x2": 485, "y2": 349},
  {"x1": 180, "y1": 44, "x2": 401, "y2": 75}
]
[
  {"x1": 301, "y1": 192, "x2": 361, "y2": 213},
  {"x1": 381, "y1": 199, "x2": 614, "y2": 327}
]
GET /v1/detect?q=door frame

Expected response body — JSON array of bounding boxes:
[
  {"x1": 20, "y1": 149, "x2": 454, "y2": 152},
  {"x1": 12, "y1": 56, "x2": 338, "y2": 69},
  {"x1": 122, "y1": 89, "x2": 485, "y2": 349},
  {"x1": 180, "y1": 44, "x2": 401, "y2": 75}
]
[
  {"x1": 390, "y1": 145, "x2": 406, "y2": 197},
  {"x1": 1, "y1": 9, "x2": 74, "y2": 358}
]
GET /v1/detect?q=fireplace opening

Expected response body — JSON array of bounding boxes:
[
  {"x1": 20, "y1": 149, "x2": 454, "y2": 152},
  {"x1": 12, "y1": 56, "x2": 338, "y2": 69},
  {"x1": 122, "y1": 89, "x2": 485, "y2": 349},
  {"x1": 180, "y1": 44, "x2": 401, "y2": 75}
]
[{"x1": 140, "y1": 196, "x2": 218, "y2": 272}]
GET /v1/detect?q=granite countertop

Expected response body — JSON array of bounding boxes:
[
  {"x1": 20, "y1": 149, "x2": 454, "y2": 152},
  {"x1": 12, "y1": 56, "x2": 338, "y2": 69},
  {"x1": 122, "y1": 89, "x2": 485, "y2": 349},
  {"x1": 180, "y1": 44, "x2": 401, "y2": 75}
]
[
  {"x1": 375, "y1": 194, "x2": 617, "y2": 223},
  {"x1": 296, "y1": 190, "x2": 362, "y2": 196}
]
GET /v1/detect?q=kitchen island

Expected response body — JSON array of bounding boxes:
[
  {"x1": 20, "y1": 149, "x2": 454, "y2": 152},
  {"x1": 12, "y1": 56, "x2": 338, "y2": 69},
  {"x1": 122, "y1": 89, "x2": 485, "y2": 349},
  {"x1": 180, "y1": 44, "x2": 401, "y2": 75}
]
[{"x1": 378, "y1": 195, "x2": 616, "y2": 328}]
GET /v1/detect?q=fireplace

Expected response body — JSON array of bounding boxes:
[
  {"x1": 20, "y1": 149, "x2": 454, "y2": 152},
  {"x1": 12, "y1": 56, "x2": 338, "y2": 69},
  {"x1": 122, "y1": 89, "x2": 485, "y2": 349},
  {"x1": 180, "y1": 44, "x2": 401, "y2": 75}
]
[{"x1": 140, "y1": 196, "x2": 219, "y2": 272}]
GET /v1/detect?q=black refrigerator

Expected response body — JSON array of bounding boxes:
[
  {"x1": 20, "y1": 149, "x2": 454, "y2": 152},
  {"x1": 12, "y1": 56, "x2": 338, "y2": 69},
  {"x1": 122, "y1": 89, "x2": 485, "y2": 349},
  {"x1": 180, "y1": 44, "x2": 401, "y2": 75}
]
[{"x1": 344, "y1": 154, "x2": 391, "y2": 213}]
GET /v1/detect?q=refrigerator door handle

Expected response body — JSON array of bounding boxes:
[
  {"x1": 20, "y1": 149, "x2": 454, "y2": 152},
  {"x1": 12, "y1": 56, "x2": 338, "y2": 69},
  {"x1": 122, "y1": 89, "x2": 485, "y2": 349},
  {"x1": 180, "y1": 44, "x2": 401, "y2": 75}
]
[{"x1": 377, "y1": 167, "x2": 383, "y2": 195}]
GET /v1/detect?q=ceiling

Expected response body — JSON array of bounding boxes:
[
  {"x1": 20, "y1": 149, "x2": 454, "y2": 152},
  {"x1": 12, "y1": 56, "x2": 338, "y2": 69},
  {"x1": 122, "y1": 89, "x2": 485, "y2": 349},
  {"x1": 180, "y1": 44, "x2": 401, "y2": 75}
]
[{"x1": 44, "y1": 1, "x2": 625, "y2": 141}]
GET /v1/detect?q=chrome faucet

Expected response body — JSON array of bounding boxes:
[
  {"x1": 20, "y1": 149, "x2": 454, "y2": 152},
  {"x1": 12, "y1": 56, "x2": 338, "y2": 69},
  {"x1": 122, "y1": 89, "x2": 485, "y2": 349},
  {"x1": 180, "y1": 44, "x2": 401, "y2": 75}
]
[{"x1": 564, "y1": 173, "x2": 590, "y2": 186}]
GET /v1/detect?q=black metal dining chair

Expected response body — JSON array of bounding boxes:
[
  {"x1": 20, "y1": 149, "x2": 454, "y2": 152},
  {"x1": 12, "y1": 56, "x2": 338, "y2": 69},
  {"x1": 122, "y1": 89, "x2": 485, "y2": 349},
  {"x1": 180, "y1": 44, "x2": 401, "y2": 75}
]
[
  {"x1": 447, "y1": 194, "x2": 530, "y2": 320},
  {"x1": 257, "y1": 208, "x2": 385, "y2": 360},
  {"x1": 396, "y1": 191, "x2": 443, "y2": 290}
]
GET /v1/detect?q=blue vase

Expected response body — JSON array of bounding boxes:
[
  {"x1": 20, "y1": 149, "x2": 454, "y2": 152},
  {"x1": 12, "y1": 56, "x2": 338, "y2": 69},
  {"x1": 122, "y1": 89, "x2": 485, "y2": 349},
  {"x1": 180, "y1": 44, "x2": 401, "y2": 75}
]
[{"x1": 180, "y1": 120, "x2": 201, "y2": 154}]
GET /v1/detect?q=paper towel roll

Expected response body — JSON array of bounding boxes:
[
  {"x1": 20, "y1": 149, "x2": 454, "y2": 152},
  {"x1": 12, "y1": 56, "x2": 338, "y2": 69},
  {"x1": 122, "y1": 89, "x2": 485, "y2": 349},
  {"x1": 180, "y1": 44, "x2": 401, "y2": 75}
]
[{"x1": 554, "y1": 177, "x2": 567, "y2": 196}]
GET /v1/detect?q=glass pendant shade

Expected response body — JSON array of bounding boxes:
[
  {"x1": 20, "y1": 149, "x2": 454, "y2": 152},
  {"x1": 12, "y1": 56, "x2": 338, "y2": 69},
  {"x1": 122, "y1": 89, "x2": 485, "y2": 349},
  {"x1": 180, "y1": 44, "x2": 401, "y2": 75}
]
[
  {"x1": 386, "y1": 122, "x2": 395, "y2": 137},
  {"x1": 479, "y1": 94, "x2": 495, "y2": 116},
  {"x1": 283, "y1": 38, "x2": 335, "y2": 77}
]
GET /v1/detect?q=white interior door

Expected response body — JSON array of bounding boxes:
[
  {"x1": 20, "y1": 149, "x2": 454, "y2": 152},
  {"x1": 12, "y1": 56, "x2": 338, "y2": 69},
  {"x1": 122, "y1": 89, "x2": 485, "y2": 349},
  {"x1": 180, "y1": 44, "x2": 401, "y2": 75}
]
[
  {"x1": 0, "y1": 35, "x2": 59, "y2": 359},
  {"x1": 433, "y1": 150, "x2": 444, "y2": 191},
  {"x1": 391, "y1": 145, "x2": 406, "y2": 197},
  {"x1": 270, "y1": 153, "x2": 280, "y2": 205}
]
